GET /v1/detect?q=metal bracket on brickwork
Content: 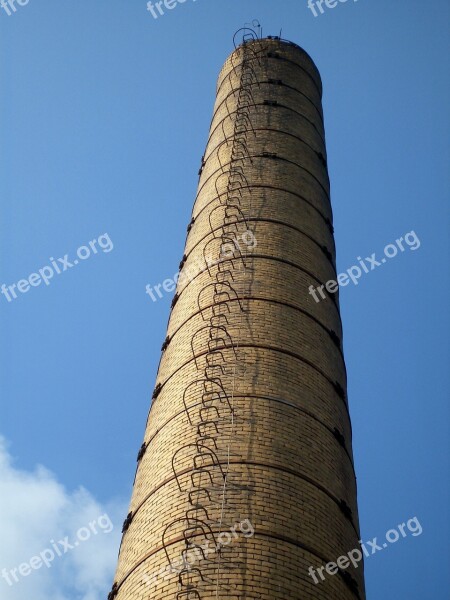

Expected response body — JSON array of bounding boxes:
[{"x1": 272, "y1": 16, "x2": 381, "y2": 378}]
[
  {"x1": 179, "y1": 254, "x2": 187, "y2": 270},
  {"x1": 321, "y1": 245, "x2": 333, "y2": 262},
  {"x1": 333, "y1": 427, "x2": 346, "y2": 449},
  {"x1": 219, "y1": 106, "x2": 257, "y2": 144},
  {"x1": 152, "y1": 383, "x2": 162, "y2": 400},
  {"x1": 208, "y1": 203, "x2": 248, "y2": 235},
  {"x1": 137, "y1": 442, "x2": 147, "y2": 462},
  {"x1": 161, "y1": 335, "x2": 171, "y2": 352},
  {"x1": 177, "y1": 591, "x2": 202, "y2": 600},
  {"x1": 317, "y1": 151, "x2": 327, "y2": 167},
  {"x1": 187, "y1": 217, "x2": 195, "y2": 233},
  {"x1": 202, "y1": 235, "x2": 247, "y2": 277},
  {"x1": 172, "y1": 443, "x2": 226, "y2": 494},
  {"x1": 178, "y1": 567, "x2": 210, "y2": 589},
  {"x1": 190, "y1": 325, "x2": 237, "y2": 366},
  {"x1": 107, "y1": 583, "x2": 118, "y2": 600},
  {"x1": 182, "y1": 378, "x2": 233, "y2": 426},
  {"x1": 198, "y1": 155, "x2": 206, "y2": 176},
  {"x1": 121, "y1": 512, "x2": 133, "y2": 533},
  {"x1": 197, "y1": 282, "x2": 244, "y2": 320},
  {"x1": 216, "y1": 137, "x2": 254, "y2": 173},
  {"x1": 333, "y1": 381, "x2": 346, "y2": 401},
  {"x1": 329, "y1": 330, "x2": 341, "y2": 349},
  {"x1": 340, "y1": 570, "x2": 361, "y2": 599},
  {"x1": 339, "y1": 499, "x2": 353, "y2": 520}
]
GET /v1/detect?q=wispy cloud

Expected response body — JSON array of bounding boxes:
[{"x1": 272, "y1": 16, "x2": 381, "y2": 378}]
[{"x1": 0, "y1": 436, "x2": 125, "y2": 600}]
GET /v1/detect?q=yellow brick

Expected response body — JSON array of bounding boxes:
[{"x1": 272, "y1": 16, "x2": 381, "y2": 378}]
[{"x1": 110, "y1": 38, "x2": 365, "y2": 600}]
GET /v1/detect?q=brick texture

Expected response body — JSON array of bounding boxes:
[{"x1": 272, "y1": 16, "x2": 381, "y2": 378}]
[{"x1": 109, "y1": 37, "x2": 366, "y2": 600}]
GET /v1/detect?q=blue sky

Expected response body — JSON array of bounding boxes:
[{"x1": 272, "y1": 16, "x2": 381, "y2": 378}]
[{"x1": 0, "y1": 0, "x2": 449, "y2": 598}]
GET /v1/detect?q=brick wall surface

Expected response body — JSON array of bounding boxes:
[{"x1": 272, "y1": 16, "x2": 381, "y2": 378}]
[{"x1": 110, "y1": 38, "x2": 365, "y2": 600}]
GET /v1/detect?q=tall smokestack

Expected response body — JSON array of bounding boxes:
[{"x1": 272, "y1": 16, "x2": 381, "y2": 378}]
[{"x1": 109, "y1": 33, "x2": 365, "y2": 600}]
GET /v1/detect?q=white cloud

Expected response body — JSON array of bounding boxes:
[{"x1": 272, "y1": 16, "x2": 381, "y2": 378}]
[{"x1": 0, "y1": 436, "x2": 126, "y2": 600}]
